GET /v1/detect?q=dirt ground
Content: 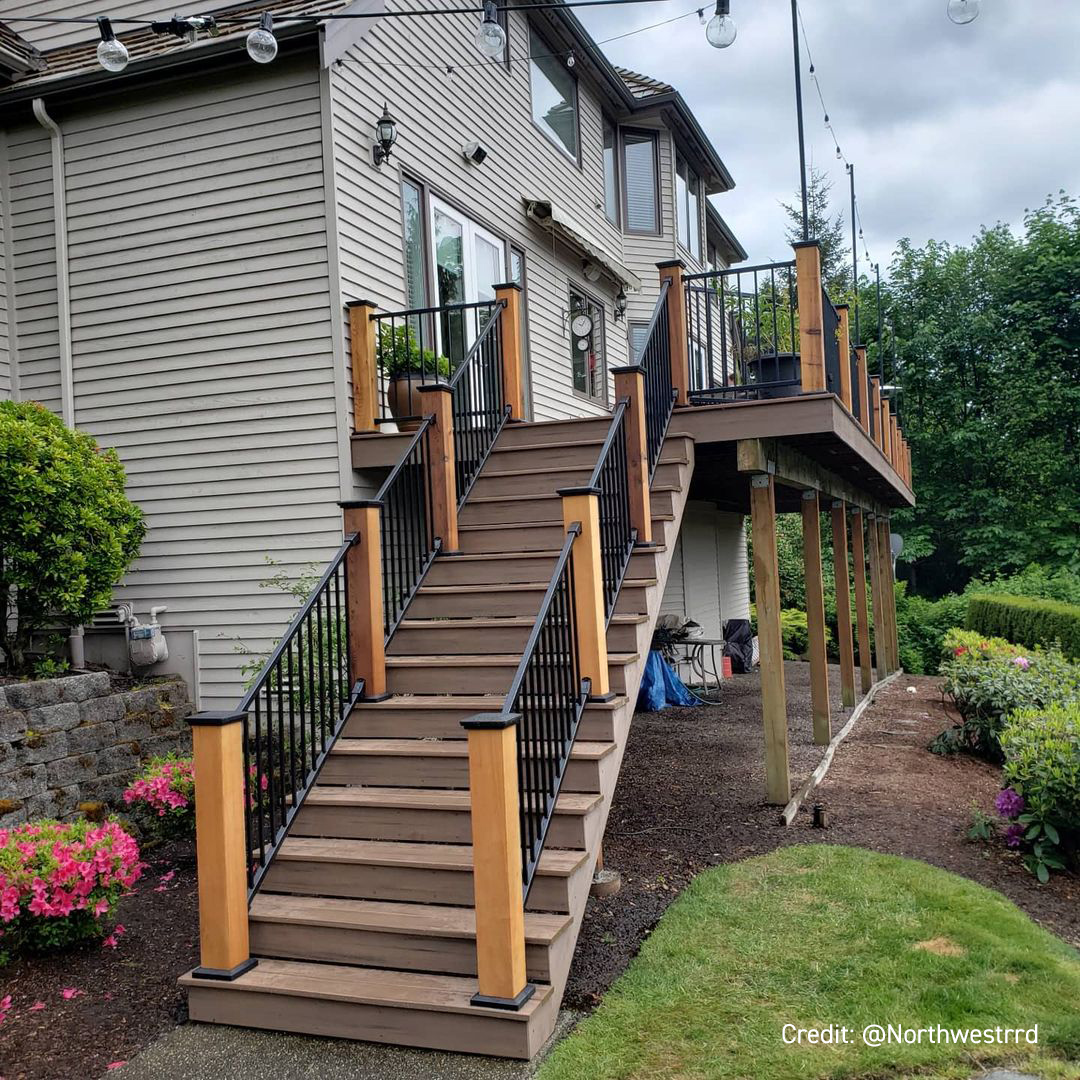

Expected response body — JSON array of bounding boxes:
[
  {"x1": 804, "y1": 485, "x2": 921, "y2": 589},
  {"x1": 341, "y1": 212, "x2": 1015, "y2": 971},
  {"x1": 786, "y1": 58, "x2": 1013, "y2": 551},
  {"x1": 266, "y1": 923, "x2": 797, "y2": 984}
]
[{"x1": 564, "y1": 665, "x2": 1079, "y2": 1007}]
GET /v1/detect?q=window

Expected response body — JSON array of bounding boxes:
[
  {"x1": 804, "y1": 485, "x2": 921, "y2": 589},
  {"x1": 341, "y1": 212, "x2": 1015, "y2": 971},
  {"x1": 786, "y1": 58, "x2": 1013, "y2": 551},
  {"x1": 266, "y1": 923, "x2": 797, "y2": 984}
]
[
  {"x1": 510, "y1": 245, "x2": 532, "y2": 418},
  {"x1": 529, "y1": 27, "x2": 578, "y2": 161},
  {"x1": 570, "y1": 287, "x2": 605, "y2": 401},
  {"x1": 602, "y1": 118, "x2": 619, "y2": 224},
  {"x1": 401, "y1": 178, "x2": 427, "y2": 309},
  {"x1": 622, "y1": 130, "x2": 659, "y2": 234},
  {"x1": 676, "y1": 154, "x2": 702, "y2": 259},
  {"x1": 628, "y1": 321, "x2": 649, "y2": 363}
]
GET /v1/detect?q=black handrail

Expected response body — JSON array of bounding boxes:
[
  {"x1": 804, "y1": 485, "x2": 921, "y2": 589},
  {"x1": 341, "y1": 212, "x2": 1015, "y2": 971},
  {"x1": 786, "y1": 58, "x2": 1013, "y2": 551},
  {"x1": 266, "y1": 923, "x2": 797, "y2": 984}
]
[
  {"x1": 850, "y1": 348, "x2": 861, "y2": 421},
  {"x1": 448, "y1": 301, "x2": 510, "y2": 506},
  {"x1": 240, "y1": 537, "x2": 363, "y2": 897},
  {"x1": 638, "y1": 279, "x2": 675, "y2": 478},
  {"x1": 684, "y1": 260, "x2": 799, "y2": 403},
  {"x1": 822, "y1": 287, "x2": 842, "y2": 397},
  {"x1": 374, "y1": 416, "x2": 440, "y2": 642},
  {"x1": 583, "y1": 400, "x2": 637, "y2": 624},
  {"x1": 497, "y1": 525, "x2": 589, "y2": 897}
]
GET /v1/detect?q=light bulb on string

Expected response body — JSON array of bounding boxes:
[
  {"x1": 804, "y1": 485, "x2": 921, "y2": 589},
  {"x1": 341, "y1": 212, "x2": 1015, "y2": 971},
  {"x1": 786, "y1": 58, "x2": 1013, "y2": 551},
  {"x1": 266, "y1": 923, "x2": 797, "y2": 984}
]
[
  {"x1": 835, "y1": 146, "x2": 842, "y2": 160},
  {"x1": 246, "y1": 12, "x2": 278, "y2": 63},
  {"x1": 946, "y1": 0, "x2": 980, "y2": 25},
  {"x1": 96, "y1": 17, "x2": 129, "y2": 72},
  {"x1": 705, "y1": 0, "x2": 736, "y2": 48},
  {"x1": 475, "y1": 0, "x2": 507, "y2": 59}
]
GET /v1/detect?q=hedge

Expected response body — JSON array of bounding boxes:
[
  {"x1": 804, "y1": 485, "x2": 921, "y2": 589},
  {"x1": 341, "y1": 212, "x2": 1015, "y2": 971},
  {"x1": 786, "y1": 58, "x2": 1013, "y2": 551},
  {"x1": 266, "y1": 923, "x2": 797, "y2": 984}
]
[{"x1": 966, "y1": 593, "x2": 1080, "y2": 659}]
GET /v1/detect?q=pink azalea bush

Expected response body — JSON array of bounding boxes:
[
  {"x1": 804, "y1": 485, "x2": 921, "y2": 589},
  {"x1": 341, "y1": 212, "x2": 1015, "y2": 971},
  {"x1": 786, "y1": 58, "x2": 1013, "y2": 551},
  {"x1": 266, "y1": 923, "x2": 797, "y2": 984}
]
[
  {"x1": 123, "y1": 753, "x2": 195, "y2": 840},
  {"x1": 0, "y1": 820, "x2": 142, "y2": 956}
]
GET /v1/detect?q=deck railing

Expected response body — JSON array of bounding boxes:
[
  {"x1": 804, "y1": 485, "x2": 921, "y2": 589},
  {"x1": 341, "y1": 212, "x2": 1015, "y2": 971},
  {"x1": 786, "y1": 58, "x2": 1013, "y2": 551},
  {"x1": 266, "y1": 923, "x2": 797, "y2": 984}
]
[
  {"x1": 822, "y1": 287, "x2": 842, "y2": 397},
  {"x1": 684, "y1": 260, "x2": 800, "y2": 402},
  {"x1": 639, "y1": 278, "x2": 675, "y2": 477}
]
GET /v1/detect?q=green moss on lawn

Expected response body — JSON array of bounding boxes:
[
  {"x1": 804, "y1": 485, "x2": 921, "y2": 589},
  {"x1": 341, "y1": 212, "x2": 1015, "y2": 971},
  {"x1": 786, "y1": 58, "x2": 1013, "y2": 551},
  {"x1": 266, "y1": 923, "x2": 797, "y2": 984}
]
[{"x1": 539, "y1": 846, "x2": 1080, "y2": 1080}]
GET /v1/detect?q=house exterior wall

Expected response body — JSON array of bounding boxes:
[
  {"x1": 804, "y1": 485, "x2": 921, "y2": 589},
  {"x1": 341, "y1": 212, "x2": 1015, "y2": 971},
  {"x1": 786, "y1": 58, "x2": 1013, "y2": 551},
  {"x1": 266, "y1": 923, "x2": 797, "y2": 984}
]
[
  {"x1": 0, "y1": 3, "x2": 178, "y2": 52},
  {"x1": 0, "y1": 52, "x2": 347, "y2": 708}
]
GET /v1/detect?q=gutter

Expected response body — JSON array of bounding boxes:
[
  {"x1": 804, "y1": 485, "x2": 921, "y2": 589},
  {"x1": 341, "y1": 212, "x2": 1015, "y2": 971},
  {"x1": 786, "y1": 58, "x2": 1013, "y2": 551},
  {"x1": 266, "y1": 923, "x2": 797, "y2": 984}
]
[{"x1": 31, "y1": 98, "x2": 74, "y2": 427}]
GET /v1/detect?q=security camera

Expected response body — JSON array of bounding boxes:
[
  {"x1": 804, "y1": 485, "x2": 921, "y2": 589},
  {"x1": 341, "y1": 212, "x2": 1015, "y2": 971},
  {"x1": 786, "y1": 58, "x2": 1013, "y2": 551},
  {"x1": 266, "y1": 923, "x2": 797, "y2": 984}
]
[{"x1": 462, "y1": 141, "x2": 488, "y2": 165}]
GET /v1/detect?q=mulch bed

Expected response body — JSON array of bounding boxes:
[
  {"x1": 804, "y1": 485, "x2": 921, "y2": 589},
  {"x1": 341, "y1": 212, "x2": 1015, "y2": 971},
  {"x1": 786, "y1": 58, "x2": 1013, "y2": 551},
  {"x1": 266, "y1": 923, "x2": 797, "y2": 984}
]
[
  {"x1": 0, "y1": 839, "x2": 198, "y2": 1080},
  {"x1": 564, "y1": 665, "x2": 1079, "y2": 1008}
]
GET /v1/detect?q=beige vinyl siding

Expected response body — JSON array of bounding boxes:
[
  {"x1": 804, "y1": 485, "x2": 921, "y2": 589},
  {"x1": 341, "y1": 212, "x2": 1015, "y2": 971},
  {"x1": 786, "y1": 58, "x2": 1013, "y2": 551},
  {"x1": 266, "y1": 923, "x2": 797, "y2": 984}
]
[
  {"x1": 50, "y1": 54, "x2": 342, "y2": 708},
  {"x1": 717, "y1": 511, "x2": 750, "y2": 623},
  {"x1": 0, "y1": 3, "x2": 176, "y2": 52},
  {"x1": 329, "y1": 2, "x2": 629, "y2": 422}
]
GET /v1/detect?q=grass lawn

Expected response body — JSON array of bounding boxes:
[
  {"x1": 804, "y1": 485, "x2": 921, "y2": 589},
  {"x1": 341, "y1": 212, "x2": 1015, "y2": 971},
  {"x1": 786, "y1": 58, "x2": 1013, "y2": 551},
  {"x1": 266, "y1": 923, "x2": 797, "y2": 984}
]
[{"x1": 539, "y1": 846, "x2": 1080, "y2": 1080}]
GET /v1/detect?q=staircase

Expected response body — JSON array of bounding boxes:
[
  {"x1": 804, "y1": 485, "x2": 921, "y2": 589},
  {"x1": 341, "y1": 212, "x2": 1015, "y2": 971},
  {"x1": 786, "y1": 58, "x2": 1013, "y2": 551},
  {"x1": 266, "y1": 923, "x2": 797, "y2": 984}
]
[{"x1": 183, "y1": 414, "x2": 694, "y2": 1059}]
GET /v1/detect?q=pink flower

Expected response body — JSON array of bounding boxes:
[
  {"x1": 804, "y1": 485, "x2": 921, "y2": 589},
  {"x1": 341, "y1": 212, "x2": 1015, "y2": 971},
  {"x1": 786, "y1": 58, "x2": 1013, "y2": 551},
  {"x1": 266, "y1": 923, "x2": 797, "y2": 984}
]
[
  {"x1": 1012, "y1": 655, "x2": 1031, "y2": 670},
  {"x1": 0, "y1": 994, "x2": 11, "y2": 1024},
  {"x1": 106, "y1": 1062, "x2": 127, "y2": 1070},
  {"x1": 102, "y1": 935, "x2": 119, "y2": 949},
  {"x1": 159, "y1": 870, "x2": 175, "y2": 883},
  {"x1": 29, "y1": 1002, "x2": 45, "y2": 1012},
  {"x1": 61, "y1": 988, "x2": 84, "y2": 1000}
]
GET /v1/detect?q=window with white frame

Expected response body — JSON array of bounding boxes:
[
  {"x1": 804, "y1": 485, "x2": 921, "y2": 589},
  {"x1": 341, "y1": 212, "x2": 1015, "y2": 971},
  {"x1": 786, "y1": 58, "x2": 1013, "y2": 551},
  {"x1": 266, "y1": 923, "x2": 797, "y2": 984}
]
[
  {"x1": 621, "y1": 130, "x2": 659, "y2": 234},
  {"x1": 676, "y1": 154, "x2": 702, "y2": 260},
  {"x1": 529, "y1": 27, "x2": 579, "y2": 161},
  {"x1": 569, "y1": 287, "x2": 605, "y2": 401}
]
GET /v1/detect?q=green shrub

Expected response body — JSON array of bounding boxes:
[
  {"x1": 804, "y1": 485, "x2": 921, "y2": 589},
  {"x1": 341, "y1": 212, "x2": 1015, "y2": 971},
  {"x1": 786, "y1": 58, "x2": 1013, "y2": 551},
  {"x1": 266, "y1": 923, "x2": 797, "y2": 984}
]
[
  {"x1": 894, "y1": 585, "x2": 969, "y2": 674},
  {"x1": 967, "y1": 593, "x2": 1080, "y2": 658},
  {"x1": 377, "y1": 323, "x2": 451, "y2": 379},
  {"x1": 1001, "y1": 703, "x2": 1080, "y2": 879},
  {"x1": 983, "y1": 564, "x2": 1080, "y2": 606},
  {"x1": 941, "y1": 628, "x2": 1025, "y2": 662},
  {"x1": 0, "y1": 401, "x2": 145, "y2": 676}
]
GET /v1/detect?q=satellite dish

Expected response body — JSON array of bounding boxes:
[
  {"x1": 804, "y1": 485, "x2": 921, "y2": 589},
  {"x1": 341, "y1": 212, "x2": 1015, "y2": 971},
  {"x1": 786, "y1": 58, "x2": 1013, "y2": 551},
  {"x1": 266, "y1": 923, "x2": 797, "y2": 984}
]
[{"x1": 890, "y1": 533, "x2": 903, "y2": 559}]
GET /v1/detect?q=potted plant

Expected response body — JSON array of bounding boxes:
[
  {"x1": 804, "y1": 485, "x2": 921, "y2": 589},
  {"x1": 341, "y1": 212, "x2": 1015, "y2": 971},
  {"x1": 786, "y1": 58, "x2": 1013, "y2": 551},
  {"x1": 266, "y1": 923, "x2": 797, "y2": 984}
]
[{"x1": 379, "y1": 323, "x2": 451, "y2": 431}]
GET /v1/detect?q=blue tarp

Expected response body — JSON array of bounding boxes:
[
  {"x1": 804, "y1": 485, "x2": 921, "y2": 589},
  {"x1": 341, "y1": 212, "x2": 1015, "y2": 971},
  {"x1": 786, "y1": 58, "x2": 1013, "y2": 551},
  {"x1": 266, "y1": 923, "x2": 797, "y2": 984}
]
[{"x1": 636, "y1": 650, "x2": 704, "y2": 711}]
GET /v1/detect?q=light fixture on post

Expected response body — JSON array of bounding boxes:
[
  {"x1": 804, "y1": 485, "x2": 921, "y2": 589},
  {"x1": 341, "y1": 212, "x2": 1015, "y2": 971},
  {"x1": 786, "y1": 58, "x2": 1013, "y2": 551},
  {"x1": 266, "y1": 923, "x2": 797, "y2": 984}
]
[
  {"x1": 474, "y1": 0, "x2": 507, "y2": 59},
  {"x1": 246, "y1": 13, "x2": 278, "y2": 63},
  {"x1": 946, "y1": 0, "x2": 980, "y2": 24},
  {"x1": 705, "y1": 0, "x2": 737, "y2": 49},
  {"x1": 96, "y1": 17, "x2": 129, "y2": 73},
  {"x1": 614, "y1": 288, "x2": 627, "y2": 323},
  {"x1": 372, "y1": 103, "x2": 398, "y2": 167}
]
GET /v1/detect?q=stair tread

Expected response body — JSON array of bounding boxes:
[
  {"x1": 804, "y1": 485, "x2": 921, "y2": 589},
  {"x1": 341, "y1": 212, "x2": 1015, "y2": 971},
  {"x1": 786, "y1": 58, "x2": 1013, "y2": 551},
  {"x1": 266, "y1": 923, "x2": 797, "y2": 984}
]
[
  {"x1": 459, "y1": 519, "x2": 669, "y2": 532},
  {"x1": 384, "y1": 653, "x2": 639, "y2": 668},
  {"x1": 398, "y1": 614, "x2": 647, "y2": 629},
  {"x1": 250, "y1": 894, "x2": 572, "y2": 944},
  {"x1": 181, "y1": 957, "x2": 552, "y2": 1019},
  {"x1": 417, "y1": 581, "x2": 656, "y2": 594},
  {"x1": 306, "y1": 786, "x2": 602, "y2": 815},
  {"x1": 491, "y1": 437, "x2": 605, "y2": 453},
  {"x1": 276, "y1": 837, "x2": 588, "y2": 876},
  {"x1": 432, "y1": 547, "x2": 667, "y2": 562},
  {"x1": 353, "y1": 694, "x2": 627, "y2": 712},
  {"x1": 331, "y1": 738, "x2": 616, "y2": 761},
  {"x1": 468, "y1": 486, "x2": 677, "y2": 505}
]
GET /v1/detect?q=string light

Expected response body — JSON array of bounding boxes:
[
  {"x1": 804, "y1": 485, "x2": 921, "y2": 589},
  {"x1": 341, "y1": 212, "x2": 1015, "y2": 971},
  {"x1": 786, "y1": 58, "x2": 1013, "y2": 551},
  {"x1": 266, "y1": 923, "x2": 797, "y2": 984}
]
[
  {"x1": 946, "y1": 0, "x2": 980, "y2": 25},
  {"x1": 474, "y1": 0, "x2": 507, "y2": 58},
  {"x1": 245, "y1": 13, "x2": 278, "y2": 63},
  {"x1": 705, "y1": 0, "x2": 736, "y2": 48},
  {"x1": 95, "y1": 17, "x2": 129, "y2": 72}
]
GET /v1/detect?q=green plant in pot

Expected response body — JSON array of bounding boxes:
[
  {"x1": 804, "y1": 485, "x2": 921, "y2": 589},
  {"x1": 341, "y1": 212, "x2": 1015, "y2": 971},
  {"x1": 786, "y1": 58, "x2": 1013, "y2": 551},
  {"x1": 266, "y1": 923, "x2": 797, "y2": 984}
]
[{"x1": 379, "y1": 323, "x2": 450, "y2": 432}]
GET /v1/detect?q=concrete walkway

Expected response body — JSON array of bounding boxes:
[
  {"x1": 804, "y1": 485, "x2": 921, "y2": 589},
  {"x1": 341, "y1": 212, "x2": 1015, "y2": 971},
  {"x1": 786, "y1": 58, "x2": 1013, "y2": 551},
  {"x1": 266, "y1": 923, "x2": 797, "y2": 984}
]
[{"x1": 110, "y1": 1011, "x2": 581, "y2": 1080}]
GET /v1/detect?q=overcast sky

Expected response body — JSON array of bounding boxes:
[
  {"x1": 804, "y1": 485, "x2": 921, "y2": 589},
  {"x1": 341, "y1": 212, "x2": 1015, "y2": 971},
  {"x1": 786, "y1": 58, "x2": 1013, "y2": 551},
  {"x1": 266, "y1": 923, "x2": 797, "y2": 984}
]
[{"x1": 578, "y1": 0, "x2": 1080, "y2": 271}]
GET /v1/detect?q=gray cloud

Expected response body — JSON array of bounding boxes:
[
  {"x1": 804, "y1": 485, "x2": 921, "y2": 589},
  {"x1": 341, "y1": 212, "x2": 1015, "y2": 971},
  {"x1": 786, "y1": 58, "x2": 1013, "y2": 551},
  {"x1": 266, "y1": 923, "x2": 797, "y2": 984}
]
[{"x1": 579, "y1": 0, "x2": 1080, "y2": 270}]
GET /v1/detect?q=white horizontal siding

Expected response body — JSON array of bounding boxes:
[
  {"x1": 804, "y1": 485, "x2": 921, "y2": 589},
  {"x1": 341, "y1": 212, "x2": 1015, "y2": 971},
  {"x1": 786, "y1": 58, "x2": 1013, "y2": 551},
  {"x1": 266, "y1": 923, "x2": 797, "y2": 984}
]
[
  {"x1": 52, "y1": 56, "x2": 342, "y2": 708},
  {"x1": 0, "y1": 136, "x2": 9, "y2": 400},
  {"x1": 717, "y1": 511, "x2": 751, "y2": 624}
]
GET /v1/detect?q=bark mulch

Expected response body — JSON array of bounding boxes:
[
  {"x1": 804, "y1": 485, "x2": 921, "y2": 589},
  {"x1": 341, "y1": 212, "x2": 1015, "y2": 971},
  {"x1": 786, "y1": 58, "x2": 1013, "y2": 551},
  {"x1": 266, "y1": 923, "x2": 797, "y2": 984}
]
[
  {"x1": 564, "y1": 666, "x2": 1079, "y2": 1008},
  {"x1": 0, "y1": 839, "x2": 198, "y2": 1080}
]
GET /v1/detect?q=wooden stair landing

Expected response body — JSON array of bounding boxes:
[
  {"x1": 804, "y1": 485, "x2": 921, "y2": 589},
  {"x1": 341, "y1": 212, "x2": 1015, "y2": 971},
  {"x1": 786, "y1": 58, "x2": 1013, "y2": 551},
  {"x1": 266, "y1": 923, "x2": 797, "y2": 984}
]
[{"x1": 184, "y1": 419, "x2": 696, "y2": 1059}]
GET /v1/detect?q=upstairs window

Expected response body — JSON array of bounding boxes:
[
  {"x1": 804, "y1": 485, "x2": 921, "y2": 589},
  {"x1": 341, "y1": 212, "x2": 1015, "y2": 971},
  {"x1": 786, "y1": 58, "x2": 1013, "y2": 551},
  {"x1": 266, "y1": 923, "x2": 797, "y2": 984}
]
[
  {"x1": 622, "y1": 130, "x2": 659, "y2": 234},
  {"x1": 602, "y1": 118, "x2": 619, "y2": 224},
  {"x1": 529, "y1": 27, "x2": 579, "y2": 162},
  {"x1": 676, "y1": 154, "x2": 702, "y2": 259}
]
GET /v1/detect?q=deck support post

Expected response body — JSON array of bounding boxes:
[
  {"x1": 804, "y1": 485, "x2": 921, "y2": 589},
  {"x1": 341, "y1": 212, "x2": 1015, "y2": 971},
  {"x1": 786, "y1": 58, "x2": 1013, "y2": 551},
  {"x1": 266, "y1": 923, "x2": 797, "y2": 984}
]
[
  {"x1": 855, "y1": 347, "x2": 870, "y2": 432},
  {"x1": 658, "y1": 260, "x2": 689, "y2": 406},
  {"x1": 559, "y1": 488, "x2": 612, "y2": 700},
  {"x1": 340, "y1": 501, "x2": 388, "y2": 700},
  {"x1": 460, "y1": 712, "x2": 533, "y2": 1010},
  {"x1": 189, "y1": 710, "x2": 256, "y2": 982},
  {"x1": 801, "y1": 489, "x2": 831, "y2": 744},
  {"x1": 793, "y1": 241, "x2": 826, "y2": 393},
  {"x1": 850, "y1": 507, "x2": 873, "y2": 693},
  {"x1": 417, "y1": 384, "x2": 459, "y2": 554},
  {"x1": 347, "y1": 299, "x2": 379, "y2": 433},
  {"x1": 879, "y1": 515, "x2": 899, "y2": 671},
  {"x1": 831, "y1": 500, "x2": 857, "y2": 708},
  {"x1": 749, "y1": 473, "x2": 790, "y2": 804},
  {"x1": 866, "y1": 512, "x2": 888, "y2": 681},
  {"x1": 835, "y1": 304, "x2": 852, "y2": 411},
  {"x1": 494, "y1": 282, "x2": 526, "y2": 421},
  {"x1": 612, "y1": 365, "x2": 652, "y2": 545}
]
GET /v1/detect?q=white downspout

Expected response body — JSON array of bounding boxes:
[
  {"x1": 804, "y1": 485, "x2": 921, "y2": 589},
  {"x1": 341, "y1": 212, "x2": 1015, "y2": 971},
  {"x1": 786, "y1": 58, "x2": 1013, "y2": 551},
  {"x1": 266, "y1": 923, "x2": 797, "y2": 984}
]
[{"x1": 31, "y1": 98, "x2": 74, "y2": 428}]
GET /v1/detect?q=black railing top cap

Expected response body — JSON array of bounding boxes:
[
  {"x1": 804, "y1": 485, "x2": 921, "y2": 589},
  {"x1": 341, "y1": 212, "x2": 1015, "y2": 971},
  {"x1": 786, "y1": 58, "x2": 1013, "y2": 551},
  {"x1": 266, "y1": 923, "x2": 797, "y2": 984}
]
[
  {"x1": 791, "y1": 239, "x2": 822, "y2": 250},
  {"x1": 656, "y1": 258, "x2": 687, "y2": 270},
  {"x1": 610, "y1": 363, "x2": 646, "y2": 376},
  {"x1": 346, "y1": 298, "x2": 379, "y2": 309},
  {"x1": 490, "y1": 280, "x2": 522, "y2": 292},
  {"x1": 189, "y1": 709, "x2": 246, "y2": 727},
  {"x1": 416, "y1": 381, "x2": 453, "y2": 394},
  {"x1": 556, "y1": 485, "x2": 602, "y2": 497},
  {"x1": 834, "y1": 301, "x2": 850, "y2": 310},
  {"x1": 461, "y1": 711, "x2": 522, "y2": 730},
  {"x1": 339, "y1": 498, "x2": 384, "y2": 510}
]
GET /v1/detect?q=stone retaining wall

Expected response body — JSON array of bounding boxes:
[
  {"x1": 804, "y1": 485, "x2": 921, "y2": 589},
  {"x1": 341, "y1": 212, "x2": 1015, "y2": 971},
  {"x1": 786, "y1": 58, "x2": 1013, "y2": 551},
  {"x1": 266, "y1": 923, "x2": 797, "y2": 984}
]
[{"x1": 0, "y1": 672, "x2": 193, "y2": 826}]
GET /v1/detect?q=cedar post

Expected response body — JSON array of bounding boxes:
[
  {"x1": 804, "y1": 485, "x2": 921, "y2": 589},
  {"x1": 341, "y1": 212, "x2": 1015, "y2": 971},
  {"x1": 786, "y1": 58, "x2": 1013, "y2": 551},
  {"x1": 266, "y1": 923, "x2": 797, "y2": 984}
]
[
  {"x1": 891, "y1": 416, "x2": 900, "y2": 471},
  {"x1": 340, "y1": 501, "x2": 388, "y2": 700},
  {"x1": 460, "y1": 712, "x2": 533, "y2": 1010},
  {"x1": 417, "y1": 384, "x2": 459, "y2": 553},
  {"x1": 347, "y1": 300, "x2": 379, "y2": 434},
  {"x1": 881, "y1": 397, "x2": 893, "y2": 463},
  {"x1": 749, "y1": 473, "x2": 790, "y2": 804},
  {"x1": 658, "y1": 260, "x2": 689, "y2": 407},
  {"x1": 611, "y1": 365, "x2": 652, "y2": 545},
  {"x1": 835, "y1": 304, "x2": 852, "y2": 411},
  {"x1": 855, "y1": 347, "x2": 870, "y2": 432},
  {"x1": 850, "y1": 507, "x2": 873, "y2": 693},
  {"x1": 559, "y1": 488, "x2": 612, "y2": 699},
  {"x1": 189, "y1": 710, "x2": 256, "y2": 982},
  {"x1": 870, "y1": 377, "x2": 883, "y2": 450},
  {"x1": 801, "y1": 489, "x2": 831, "y2": 745},
  {"x1": 831, "y1": 500, "x2": 857, "y2": 708},
  {"x1": 494, "y1": 282, "x2": 526, "y2": 421},
  {"x1": 879, "y1": 516, "x2": 899, "y2": 671},
  {"x1": 793, "y1": 241, "x2": 826, "y2": 393},
  {"x1": 866, "y1": 512, "x2": 888, "y2": 680}
]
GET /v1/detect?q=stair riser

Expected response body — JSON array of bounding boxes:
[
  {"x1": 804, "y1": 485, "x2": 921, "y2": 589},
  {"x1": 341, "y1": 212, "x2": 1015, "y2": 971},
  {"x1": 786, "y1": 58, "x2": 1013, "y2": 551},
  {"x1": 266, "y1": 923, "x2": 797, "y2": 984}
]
[
  {"x1": 407, "y1": 590, "x2": 544, "y2": 618},
  {"x1": 320, "y1": 753, "x2": 605, "y2": 793},
  {"x1": 343, "y1": 708, "x2": 618, "y2": 742},
  {"x1": 425, "y1": 556, "x2": 558, "y2": 586},
  {"x1": 459, "y1": 499, "x2": 562, "y2": 527},
  {"x1": 613, "y1": 585, "x2": 650, "y2": 616},
  {"x1": 470, "y1": 469, "x2": 593, "y2": 498},
  {"x1": 387, "y1": 661, "x2": 630, "y2": 696},
  {"x1": 292, "y1": 803, "x2": 591, "y2": 848},
  {"x1": 389, "y1": 620, "x2": 640, "y2": 656},
  {"x1": 262, "y1": 859, "x2": 576, "y2": 914},
  {"x1": 459, "y1": 524, "x2": 568, "y2": 554},
  {"x1": 249, "y1": 921, "x2": 557, "y2": 982},
  {"x1": 495, "y1": 419, "x2": 612, "y2": 447},
  {"x1": 485, "y1": 444, "x2": 605, "y2": 472}
]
